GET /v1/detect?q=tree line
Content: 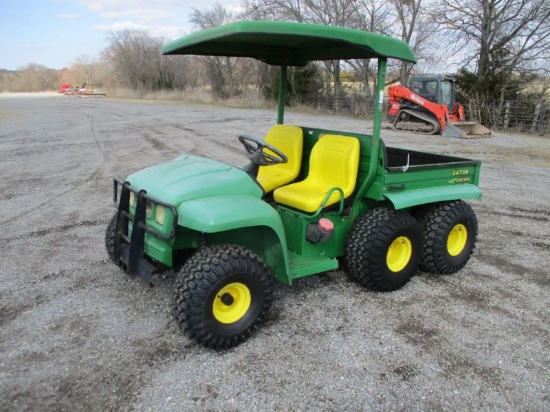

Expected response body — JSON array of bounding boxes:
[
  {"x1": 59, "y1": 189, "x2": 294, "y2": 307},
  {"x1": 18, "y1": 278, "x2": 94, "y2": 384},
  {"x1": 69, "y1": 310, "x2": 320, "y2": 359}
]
[{"x1": 1, "y1": 0, "x2": 549, "y2": 116}]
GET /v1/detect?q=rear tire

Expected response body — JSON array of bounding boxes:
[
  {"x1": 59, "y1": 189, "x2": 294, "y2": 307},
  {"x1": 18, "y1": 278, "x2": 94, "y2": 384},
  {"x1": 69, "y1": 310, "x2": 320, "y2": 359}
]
[
  {"x1": 345, "y1": 209, "x2": 422, "y2": 291},
  {"x1": 415, "y1": 201, "x2": 478, "y2": 274},
  {"x1": 173, "y1": 245, "x2": 274, "y2": 349}
]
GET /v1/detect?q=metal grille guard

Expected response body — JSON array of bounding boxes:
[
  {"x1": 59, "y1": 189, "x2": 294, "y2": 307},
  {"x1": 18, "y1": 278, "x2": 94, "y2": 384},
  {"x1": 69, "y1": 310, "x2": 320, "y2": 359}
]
[{"x1": 112, "y1": 177, "x2": 179, "y2": 285}]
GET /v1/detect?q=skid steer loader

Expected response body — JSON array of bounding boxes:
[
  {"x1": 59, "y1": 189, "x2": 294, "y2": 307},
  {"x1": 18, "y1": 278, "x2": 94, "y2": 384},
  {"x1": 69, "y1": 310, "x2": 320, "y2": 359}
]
[{"x1": 387, "y1": 75, "x2": 492, "y2": 139}]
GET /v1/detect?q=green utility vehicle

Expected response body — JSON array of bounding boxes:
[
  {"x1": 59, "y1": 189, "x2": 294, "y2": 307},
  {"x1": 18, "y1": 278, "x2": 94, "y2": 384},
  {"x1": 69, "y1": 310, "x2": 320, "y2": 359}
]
[{"x1": 106, "y1": 21, "x2": 481, "y2": 349}]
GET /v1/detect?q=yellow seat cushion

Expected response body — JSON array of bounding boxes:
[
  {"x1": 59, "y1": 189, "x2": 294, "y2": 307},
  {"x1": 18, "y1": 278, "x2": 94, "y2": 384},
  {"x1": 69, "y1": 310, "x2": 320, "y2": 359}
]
[
  {"x1": 256, "y1": 125, "x2": 303, "y2": 193},
  {"x1": 273, "y1": 134, "x2": 360, "y2": 213}
]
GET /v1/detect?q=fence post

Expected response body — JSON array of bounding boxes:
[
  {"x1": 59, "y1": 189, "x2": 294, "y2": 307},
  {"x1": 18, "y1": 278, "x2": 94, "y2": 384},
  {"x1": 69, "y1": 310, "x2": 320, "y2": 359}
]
[
  {"x1": 531, "y1": 103, "x2": 542, "y2": 133},
  {"x1": 543, "y1": 103, "x2": 549, "y2": 136},
  {"x1": 503, "y1": 101, "x2": 511, "y2": 129}
]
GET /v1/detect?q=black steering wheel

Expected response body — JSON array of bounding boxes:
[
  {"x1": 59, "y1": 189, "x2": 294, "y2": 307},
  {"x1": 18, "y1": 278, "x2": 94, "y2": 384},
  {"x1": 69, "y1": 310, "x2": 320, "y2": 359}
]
[{"x1": 238, "y1": 134, "x2": 288, "y2": 166}]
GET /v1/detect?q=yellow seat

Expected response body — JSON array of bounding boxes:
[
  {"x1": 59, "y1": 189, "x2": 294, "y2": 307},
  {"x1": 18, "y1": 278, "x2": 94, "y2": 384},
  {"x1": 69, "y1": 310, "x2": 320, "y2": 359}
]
[
  {"x1": 256, "y1": 125, "x2": 303, "y2": 193},
  {"x1": 273, "y1": 134, "x2": 360, "y2": 213}
]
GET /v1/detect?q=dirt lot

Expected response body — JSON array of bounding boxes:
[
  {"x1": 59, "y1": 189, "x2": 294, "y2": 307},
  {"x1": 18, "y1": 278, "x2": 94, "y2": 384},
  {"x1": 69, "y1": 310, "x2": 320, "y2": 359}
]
[{"x1": 1, "y1": 93, "x2": 549, "y2": 411}]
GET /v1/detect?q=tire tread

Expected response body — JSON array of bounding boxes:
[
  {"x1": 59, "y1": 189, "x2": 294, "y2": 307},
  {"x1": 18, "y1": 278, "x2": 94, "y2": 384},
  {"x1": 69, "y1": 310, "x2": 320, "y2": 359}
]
[
  {"x1": 415, "y1": 200, "x2": 478, "y2": 274},
  {"x1": 173, "y1": 244, "x2": 274, "y2": 349},
  {"x1": 345, "y1": 208, "x2": 421, "y2": 291}
]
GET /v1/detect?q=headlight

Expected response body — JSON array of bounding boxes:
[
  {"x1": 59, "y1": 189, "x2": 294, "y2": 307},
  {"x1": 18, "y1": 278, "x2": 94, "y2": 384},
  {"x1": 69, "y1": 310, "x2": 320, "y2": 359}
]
[
  {"x1": 129, "y1": 192, "x2": 136, "y2": 208},
  {"x1": 155, "y1": 205, "x2": 166, "y2": 225}
]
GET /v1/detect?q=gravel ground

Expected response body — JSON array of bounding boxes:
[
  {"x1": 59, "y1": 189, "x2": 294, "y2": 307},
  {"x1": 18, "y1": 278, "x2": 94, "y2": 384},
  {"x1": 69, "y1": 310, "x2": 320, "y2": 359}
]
[{"x1": 1, "y1": 93, "x2": 549, "y2": 411}]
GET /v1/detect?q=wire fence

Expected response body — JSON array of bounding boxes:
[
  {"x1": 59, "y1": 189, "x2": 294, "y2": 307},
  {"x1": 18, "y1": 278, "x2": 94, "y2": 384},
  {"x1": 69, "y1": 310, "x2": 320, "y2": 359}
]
[
  {"x1": 302, "y1": 93, "x2": 550, "y2": 136},
  {"x1": 462, "y1": 99, "x2": 549, "y2": 135}
]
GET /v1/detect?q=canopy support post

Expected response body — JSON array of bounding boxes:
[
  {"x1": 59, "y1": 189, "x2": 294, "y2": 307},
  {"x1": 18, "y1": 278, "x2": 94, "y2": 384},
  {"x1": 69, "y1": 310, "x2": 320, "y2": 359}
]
[
  {"x1": 277, "y1": 65, "x2": 287, "y2": 124},
  {"x1": 354, "y1": 58, "x2": 387, "y2": 205},
  {"x1": 373, "y1": 58, "x2": 387, "y2": 139}
]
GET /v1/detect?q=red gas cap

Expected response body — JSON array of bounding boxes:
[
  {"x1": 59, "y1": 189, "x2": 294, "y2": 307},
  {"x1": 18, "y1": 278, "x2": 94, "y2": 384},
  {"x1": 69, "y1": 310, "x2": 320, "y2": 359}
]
[{"x1": 318, "y1": 218, "x2": 334, "y2": 232}]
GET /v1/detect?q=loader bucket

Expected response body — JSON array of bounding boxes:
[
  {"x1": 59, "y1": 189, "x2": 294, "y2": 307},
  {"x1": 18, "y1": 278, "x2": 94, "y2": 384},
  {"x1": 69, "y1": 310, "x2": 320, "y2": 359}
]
[{"x1": 442, "y1": 121, "x2": 492, "y2": 139}]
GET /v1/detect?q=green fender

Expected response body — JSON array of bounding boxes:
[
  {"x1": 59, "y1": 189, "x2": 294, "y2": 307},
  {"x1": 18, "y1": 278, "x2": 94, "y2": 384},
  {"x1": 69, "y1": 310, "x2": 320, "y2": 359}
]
[
  {"x1": 177, "y1": 194, "x2": 291, "y2": 283},
  {"x1": 384, "y1": 184, "x2": 482, "y2": 210}
]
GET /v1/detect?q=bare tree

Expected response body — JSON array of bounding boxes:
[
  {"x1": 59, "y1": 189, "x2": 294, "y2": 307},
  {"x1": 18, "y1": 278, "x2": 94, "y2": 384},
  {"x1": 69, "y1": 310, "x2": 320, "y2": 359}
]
[
  {"x1": 306, "y1": 0, "x2": 363, "y2": 96},
  {"x1": 386, "y1": 0, "x2": 439, "y2": 85},
  {"x1": 433, "y1": 0, "x2": 550, "y2": 100},
  {"x1": 191, "y1": 3, "x2": 239, "y2": 97},
  {"x1": 5, "y1": 64, "x2": 58, "y2": 92},
  {"x1": 71, "y1": 55, "x2": 98, "y2": 89},
  {"x1": 345, "y1": 0, "x2": 394, "y2": 95},
  {"x1": 243, "y1": 0, "x2": 440, "y2": 96},
  {"x1": 103, "y1": 30, "x2": 165, "y2": 95},
  {"x1": 162, "y1": 55, "x2": 194, "y2": 90},
  {"x1": 244, "y1": 0, "x2": 363, "y2": 97},
  {"x1": 243, "y1": 0, "x2": 307, "y2": 21}
]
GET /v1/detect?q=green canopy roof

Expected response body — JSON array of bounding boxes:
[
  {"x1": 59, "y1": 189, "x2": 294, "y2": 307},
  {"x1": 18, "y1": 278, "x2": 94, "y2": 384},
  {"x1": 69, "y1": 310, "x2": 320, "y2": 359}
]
[{"x1": 162, "y1": 21, "x2": 416, "y2": 66}]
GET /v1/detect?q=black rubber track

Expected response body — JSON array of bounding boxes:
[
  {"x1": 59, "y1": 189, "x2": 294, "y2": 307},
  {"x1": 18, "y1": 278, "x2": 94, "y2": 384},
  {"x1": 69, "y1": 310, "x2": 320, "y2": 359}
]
[
  {"x1": 414, "y1": 200, "x2": 478, "y2": 274},
  {"x1": 173, "y1": 244, "x2": 274, "y2": 349},
  {"x1": 105, "y1": 213, "x2": 126, "y2": 270},
  {"x1": 344, "y1": 208, "x2": 422, "y2": 291}
]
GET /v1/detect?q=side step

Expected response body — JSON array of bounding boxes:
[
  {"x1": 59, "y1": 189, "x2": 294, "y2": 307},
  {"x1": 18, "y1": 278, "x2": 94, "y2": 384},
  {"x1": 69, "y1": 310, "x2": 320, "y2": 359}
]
[{"x1": 288, "y1": 251, "x2": 339, "y2": 280}]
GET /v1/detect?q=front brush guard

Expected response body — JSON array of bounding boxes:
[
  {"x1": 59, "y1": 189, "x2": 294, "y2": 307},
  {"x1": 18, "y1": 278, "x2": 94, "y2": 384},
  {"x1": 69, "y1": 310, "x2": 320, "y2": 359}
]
[{"x1": 112, "y1": 177, "x2": 178, "y2": 285}]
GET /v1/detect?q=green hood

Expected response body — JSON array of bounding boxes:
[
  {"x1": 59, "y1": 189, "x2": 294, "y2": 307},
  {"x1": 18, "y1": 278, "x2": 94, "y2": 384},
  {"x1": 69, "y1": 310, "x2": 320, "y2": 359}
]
[{"x1": 127, "y1": 155, "x2": 262, "y2": 205}]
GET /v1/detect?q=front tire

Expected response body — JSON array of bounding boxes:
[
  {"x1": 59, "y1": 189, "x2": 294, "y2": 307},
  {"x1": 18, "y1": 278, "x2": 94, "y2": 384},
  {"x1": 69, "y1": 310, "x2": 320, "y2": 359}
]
[
  {"x1": 173, "y1": 245, "x2": 274, "y2": 349},
  {"x1": 415, "y1": 201, "x2": 478, "y2": 274},
  {"x1": 105, "y1": 213, "x2": 126, "y2": 270},
  {"x1": 345, "y1": 209, "x2": 422, "y2": 291}
]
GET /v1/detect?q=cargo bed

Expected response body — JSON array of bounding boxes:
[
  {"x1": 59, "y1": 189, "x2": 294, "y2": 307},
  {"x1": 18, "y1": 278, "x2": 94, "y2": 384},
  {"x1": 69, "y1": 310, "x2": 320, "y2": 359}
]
[{"x1": 299, "y1": 127, "x2": 481, "y2": 211}]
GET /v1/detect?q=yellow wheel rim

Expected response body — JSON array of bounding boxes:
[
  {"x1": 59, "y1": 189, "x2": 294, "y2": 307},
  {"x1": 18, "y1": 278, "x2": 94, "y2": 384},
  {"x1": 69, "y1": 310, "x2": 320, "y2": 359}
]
[
  {"x1": 447, "y1": 223, "x2": 468, "y2": 256},
  {"x1": 212, "y1": 282, "x2": 251, "y2": 324},
  {"x1": 387, "y1": 236, "x2": 413, "y2": 273}
]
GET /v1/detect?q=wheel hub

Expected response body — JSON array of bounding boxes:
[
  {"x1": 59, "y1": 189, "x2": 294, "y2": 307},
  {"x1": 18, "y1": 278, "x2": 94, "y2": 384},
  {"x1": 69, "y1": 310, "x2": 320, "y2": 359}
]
[
  {"x1": 447, "y1": 223, "x2": 468, "y2": 256},
  {"x1": 387, "y1": 236, "x2": 413, "y2": 272},
  {"x1": 220, "y1": 293, "x2": 234, "y2": 306},
  {"x1": 212, "y1": 282, "x2": 252, "y2": 324}
]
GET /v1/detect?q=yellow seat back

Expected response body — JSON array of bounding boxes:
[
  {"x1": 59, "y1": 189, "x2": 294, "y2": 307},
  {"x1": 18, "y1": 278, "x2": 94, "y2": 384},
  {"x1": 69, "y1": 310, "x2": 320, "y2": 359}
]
[
  {"x1": 256, "y1": 125, "x2": 303, "y2": 193},
  {"x1": 273, "y1": 134, "x2": 360, "y2": 213}
]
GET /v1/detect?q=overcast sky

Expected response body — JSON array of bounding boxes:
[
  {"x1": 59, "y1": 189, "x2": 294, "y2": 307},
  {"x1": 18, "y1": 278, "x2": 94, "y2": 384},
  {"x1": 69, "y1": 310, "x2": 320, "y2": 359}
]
[{"x1": 0, "y1": 0, "x2": 243, "y2": 70}]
